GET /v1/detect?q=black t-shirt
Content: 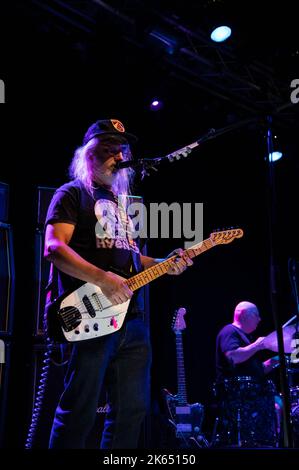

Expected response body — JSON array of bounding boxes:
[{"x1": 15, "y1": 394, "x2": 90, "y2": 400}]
[
  {"x1": 45, "y1": 179, "x2": 145, "y2": 314},
  {"x1": 215, "y1": 324, "x2": 265, "y2": 382}
]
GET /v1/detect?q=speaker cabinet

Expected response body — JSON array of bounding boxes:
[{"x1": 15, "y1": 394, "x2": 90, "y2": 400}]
[
  {"x1": 0, "y1": 182, "x2": 9, "y2": 223},
  {"x1": 33, "y1": 229, "x2": 52, "y2": 336},
  {"x1": 0, "y1": 224, "x2": 15, "y2": 334},
  {"x1": 36, "y1": 186, "x2": 57, "y2": 227},
  {"x1": 33, "y1": 187, "x2": 56, "y2": 336},
  {"x1": 0, "y1": 339, "x2": 11, "y2": 447}
]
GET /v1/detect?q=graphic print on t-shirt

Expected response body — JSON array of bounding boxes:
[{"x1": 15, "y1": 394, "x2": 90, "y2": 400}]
[{"x1": 94, "y1": 198, "x2": 140, "y2": 253}]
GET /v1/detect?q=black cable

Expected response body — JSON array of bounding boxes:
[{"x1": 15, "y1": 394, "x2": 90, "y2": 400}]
[
  {"x1": 25, "y1": 341, "x2": 68, "y2": 449},
  {"x1": 25, "y1": 341, "x2": 53, "y2": 449}
]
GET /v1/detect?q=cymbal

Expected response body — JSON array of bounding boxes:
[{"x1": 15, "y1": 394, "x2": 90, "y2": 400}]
[{"x1": 264, "y1": 325, "x2": 296, "y2": 353}]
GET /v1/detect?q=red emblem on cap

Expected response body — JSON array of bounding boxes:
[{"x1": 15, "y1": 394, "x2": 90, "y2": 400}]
[{"x1": 111, "y1": 119, "x2": 125, "y2": 133}]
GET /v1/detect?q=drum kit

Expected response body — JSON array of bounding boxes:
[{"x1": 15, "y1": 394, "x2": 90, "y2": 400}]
[
  {"x1": 213, "y1": 376, "x2": 278, "y2": 447},
  {"x1": 213, "y1": 319, "x2": 299, "y2": 448}
]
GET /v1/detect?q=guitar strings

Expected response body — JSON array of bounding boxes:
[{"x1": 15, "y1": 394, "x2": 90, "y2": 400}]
[{"x1": 53, "y1": 233, "x2": 238, "y2": 322}]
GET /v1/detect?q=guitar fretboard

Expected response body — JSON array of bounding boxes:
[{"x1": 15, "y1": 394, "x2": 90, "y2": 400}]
[
  {"x1": 175, "y1": 331, "x2": 188, "y2": 406},
  {"x1": 126, "y1": 237, "x2": 215, "y2": 292}
]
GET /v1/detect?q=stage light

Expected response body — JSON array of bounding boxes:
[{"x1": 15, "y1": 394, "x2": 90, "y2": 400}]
[
  {"x1": 269, "y1": 151, "x2": 283, "y2": 162},
  {"x1": 210, "y1": 25, "x2": 231, "y2": 42},
  {"x1": 150, "y1": 99, "x2": 163, "y2": 111},
  {"x1": 268, "y1": 134, "x2": 284, "y2": 162}
]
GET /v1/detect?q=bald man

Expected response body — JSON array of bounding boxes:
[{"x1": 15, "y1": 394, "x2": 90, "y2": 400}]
[
  {"x1": 215, "y1": 301, "x2": 281, "y2": 447},
  {"x1": 216, "y1": 301, "x2": 279, "y2": 382}
]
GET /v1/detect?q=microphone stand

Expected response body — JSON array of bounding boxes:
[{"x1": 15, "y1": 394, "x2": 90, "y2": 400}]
[
  {"x1": 266, "y1": 116, "x2": 293, "y2": 447},
  {"x1": 130, "y1": 117, "x2": 259, "y2": 178},
  {"x1": 290, "y1": 260, "x2": 299, "y2": 339}
]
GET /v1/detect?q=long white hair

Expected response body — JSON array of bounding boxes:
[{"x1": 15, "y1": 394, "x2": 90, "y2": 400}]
[{"x1": 69, "y1": 138, "x2": 135, "y2": 199}]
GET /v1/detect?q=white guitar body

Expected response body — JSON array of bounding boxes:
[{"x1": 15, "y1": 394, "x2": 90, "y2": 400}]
[{"x1": 51, "y1": 283, "x2": 130, "y2": 342}]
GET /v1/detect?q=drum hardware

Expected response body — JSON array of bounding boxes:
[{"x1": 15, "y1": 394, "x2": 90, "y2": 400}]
[
  {"x1": 212, "y1": 376, "x2": 279, "y2": 448},
  {"x1": 237, "y1": 408, "x2": 241, "y2": 447},
  {"x1": 209, "y1": 416, "x2": 219, "y2": 447}
]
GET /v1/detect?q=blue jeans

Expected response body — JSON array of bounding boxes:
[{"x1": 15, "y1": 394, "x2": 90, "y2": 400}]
[{"x1": 49, "y1": 316, "x2": 152, "y2": 449}]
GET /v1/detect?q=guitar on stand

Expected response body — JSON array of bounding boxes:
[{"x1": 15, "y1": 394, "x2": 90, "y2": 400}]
[{"x1": 163, "y1": 307, "x2": 208, "y2": 448}]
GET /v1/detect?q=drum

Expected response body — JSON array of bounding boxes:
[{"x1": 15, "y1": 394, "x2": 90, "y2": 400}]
[
  {"x1": 290, "y1": 386, "x2": 299, "y2": 406},
  {"x1": 291, "y1": 403, "x2": 299, "y2": 447},
  {"x1": 289, "y1": 387, "x2": 299, "y2": 447},
  {"x1": 214, "y1": 376, "x2": 278, "y2": 447}
]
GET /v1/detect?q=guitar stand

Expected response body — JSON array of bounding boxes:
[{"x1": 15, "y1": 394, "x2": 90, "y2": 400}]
[
  {"x1": 210, "y1": 416, "x2": 220, "y2": 448},
  {"x1": 168, "y1": 419, "x2": 209, "y2": 448},
  {"x1": 189, "y1": 434, "x2": 210, "y2": 448},
  {"x1": 237, "y1": 408, "x2": 242, "y2": 447}
]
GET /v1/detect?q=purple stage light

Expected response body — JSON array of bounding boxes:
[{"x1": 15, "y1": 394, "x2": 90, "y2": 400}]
[{"x1": 150, "y1": 99, "x2": 163, "y2": 111}]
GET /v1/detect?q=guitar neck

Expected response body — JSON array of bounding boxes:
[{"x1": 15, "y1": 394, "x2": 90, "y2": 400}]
[
  {"x1": 175, "y1": 332, "x2": 188, "y2": 405},
  {"x1": 126, "y1": 237, "x2": 215, "y2": 292}
]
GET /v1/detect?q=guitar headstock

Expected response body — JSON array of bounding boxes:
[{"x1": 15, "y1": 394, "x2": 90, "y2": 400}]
[
  {"x1": 210, "y1": 228, "x2": 244, "y2": 245},
  {"x1": 172, "y1": 307, "x2": 187, "y2": 333}
]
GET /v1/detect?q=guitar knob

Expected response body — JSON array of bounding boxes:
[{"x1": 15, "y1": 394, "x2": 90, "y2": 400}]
[
  {"x1": 93, "y1": 323, "x2": 99, "y2": 331},
  {"x1": 84, "y1": 325, "x2": 90, "y2": 333}
]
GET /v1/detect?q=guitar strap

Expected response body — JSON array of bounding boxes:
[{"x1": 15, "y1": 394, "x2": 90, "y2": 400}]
[{"x1": 45, "y1": 262, "x2": 59, "y2": 305}]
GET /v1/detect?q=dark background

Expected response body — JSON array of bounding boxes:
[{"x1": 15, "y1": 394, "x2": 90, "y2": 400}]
[{"x1": 1, "y1": 0, "x2": 299, "y2": 448}]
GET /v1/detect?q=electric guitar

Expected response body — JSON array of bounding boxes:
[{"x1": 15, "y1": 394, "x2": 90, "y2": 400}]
[
  {"x1": 45, "y1": 228, "x2": 243, "y2": 342},
  {"x1": 163, "y1": 307, "x2": 205, "y2": 445}
]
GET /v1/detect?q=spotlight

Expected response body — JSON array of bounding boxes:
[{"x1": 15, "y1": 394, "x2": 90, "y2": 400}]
[
  {"x1": 269, "y1": 151, "x2": 283, "y2": 162},
  {"x1": 210, "y1": 25, "x2": 232, "y2": 43},
  {"x1": 268, "y1": 134, "x2": 284, "y2": 162},
  {"x1": 150, "y1": 99, "x2": 163, "y2": 111}
]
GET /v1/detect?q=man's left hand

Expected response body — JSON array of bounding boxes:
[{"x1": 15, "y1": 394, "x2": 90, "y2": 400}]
[{"x1": 166, "y1": 248, "x2": 193, "y2": 275}]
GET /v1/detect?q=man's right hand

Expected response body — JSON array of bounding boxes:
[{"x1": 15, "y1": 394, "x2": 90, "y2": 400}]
[
  {"x1": 253, "y1": 336, "x2": 266, "y2": 351},
  {"x1": 99, "y1": 271, "x2": 133, "y2": 305}
]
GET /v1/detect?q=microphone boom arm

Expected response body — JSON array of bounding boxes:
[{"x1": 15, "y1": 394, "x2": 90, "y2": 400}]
[{"x1": 117, "y1": 118, "x2": 257, "y2": 177}]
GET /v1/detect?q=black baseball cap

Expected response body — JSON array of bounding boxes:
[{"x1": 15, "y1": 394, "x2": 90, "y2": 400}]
[{"x1": 83, "y1": 119, "x2": 137, "y2": 145}]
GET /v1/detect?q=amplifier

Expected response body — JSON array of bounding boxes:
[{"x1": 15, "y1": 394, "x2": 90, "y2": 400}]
[
  {"x1": 0, "y1": 182, "x2": 9, "y2": 223},
  {"x1": 0, "y1": 224, "x2": 15, "y2": 334},
  {"x1": 0, "y1": 339, "x2": 11, "y2": 447}
]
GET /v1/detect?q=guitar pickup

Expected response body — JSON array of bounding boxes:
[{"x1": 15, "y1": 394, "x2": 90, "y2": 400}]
[
  {"x1": 175, "y1": 406, "x2": 191, "y2": 415},
  {"x1": 82, "y1": 295, "x2": 96, "y2": 318}
]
